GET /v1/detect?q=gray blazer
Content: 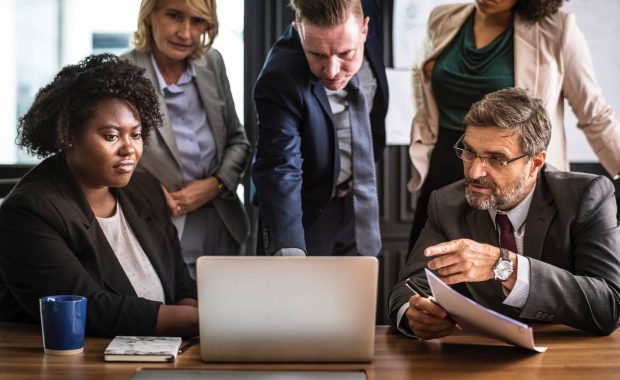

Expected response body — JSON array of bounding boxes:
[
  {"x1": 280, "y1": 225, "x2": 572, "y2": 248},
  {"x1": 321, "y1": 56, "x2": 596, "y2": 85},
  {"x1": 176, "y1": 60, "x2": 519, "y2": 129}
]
[
  {"x1": 122, "y1": 49, "x2": 250, "y2": 245},
  {"x1": 389, "y1": 165, "x2": 620, "y2": 335}
]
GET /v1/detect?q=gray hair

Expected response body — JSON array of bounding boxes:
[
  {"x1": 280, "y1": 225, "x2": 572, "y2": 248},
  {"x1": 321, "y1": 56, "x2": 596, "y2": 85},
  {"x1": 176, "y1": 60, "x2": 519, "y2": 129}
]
[{"x1": 464, "y1": 87, "x2": 551, "y2": 155}]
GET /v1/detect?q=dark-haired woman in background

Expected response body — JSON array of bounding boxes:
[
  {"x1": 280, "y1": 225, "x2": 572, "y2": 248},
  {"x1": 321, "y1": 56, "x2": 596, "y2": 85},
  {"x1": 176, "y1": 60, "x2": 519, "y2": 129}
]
[
  {"x1": 407, "y1": 0, "x2": 620, "y2": 251},
  {"x1": 0, "y1": 54, "x2": 198, "y2": 338}
]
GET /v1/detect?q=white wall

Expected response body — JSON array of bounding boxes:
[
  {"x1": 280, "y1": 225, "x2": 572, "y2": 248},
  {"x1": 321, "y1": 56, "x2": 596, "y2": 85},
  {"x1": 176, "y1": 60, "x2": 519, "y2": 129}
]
[
  {"x1": 0, "y1": 0, "x2": 244, "y2": 164},
  {"x1": 562, "y1": 0, "x2": 620, "y2": 162},
  {"x1": 0, "y1": 1, "x2": 17, "y2": 162}
]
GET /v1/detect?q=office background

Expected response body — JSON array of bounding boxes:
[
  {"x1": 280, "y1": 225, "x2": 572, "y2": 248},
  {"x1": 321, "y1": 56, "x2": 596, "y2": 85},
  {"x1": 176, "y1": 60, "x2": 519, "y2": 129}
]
[{"x1": 1, "y1": 0, "x2": 619, "y2": 323}]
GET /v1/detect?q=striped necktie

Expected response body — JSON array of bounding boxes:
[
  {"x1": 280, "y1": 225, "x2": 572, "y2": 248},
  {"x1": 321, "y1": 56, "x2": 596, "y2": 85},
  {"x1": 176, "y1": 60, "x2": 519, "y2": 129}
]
[{"x1": 346, "y1": 74, "x2": 381, "y2": 256}]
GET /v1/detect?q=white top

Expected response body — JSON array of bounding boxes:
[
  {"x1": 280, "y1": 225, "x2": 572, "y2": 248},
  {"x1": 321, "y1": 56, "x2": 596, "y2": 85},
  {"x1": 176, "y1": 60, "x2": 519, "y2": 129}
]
[{"x1": 97, "y1": 203, "x2": 165, "y2": 303}]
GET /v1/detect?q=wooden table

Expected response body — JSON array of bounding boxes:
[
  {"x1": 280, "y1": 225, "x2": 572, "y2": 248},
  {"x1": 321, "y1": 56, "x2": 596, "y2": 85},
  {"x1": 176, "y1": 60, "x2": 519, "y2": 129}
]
[{"x1": 1, "y1": 322, "x2": 620, "y2": 379}]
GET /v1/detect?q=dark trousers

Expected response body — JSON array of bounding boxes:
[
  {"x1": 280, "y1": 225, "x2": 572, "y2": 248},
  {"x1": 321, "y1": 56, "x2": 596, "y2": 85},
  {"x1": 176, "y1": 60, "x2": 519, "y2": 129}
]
[
  {"x1": 304, "y1": 192, "x2": 357, "y2": 255},
  {"x1": 408, "y1": 128, "x2": 464, "y2": 252},
  {"x1": 181, "y1": 204, "x2": 240, "y2": 279},
  {"x1": 256, "y1": 192, "x2": 357, "y2": 256}
]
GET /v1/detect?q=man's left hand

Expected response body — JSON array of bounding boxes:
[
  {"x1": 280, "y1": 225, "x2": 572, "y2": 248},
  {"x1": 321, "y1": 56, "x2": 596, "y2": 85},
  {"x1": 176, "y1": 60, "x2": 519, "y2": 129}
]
[{"x1": 425, "y1": 239, "x2": 501, "y2": 285}]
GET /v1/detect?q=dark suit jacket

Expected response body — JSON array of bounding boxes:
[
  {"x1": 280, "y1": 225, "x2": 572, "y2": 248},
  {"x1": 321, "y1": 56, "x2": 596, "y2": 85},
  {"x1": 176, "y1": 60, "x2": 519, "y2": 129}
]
[
  {"x1": 252, "y1": 0, "x2": 389, "y2": 254},
  {"x1": 389, "y1": 165, "x2": 620, "y2": 335},
  {"x1": 0, "y1": 155, "x2": 196, "y2": 337}
]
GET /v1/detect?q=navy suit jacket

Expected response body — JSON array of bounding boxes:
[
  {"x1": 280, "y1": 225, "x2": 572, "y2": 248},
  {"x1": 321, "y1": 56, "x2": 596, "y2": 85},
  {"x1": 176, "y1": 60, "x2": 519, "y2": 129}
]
[{"x1": 252, "y1": 0, "x2": 388, "y2": 254}]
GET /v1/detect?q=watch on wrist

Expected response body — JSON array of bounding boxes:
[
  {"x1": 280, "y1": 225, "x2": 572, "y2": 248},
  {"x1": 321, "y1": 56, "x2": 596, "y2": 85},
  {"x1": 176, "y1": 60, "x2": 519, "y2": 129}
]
[{"x1": 493, "y1": 248, "x2": 514, "y2": 282}]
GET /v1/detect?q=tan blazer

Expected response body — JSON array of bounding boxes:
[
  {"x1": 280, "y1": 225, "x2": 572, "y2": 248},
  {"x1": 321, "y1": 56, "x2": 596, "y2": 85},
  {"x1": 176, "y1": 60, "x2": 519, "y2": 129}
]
[
  {"x1": 122, "y1": 49, "x2": 250, "y2": 245},
  {"x1": 408, "y1": 3, "x2": 620, "y2": 191}
]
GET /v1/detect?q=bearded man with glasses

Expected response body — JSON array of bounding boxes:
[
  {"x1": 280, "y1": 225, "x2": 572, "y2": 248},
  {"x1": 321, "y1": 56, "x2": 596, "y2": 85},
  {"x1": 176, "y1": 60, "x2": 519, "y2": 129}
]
[{"x1": 389, "y1": 87, "x2": 620, "y2": 338}]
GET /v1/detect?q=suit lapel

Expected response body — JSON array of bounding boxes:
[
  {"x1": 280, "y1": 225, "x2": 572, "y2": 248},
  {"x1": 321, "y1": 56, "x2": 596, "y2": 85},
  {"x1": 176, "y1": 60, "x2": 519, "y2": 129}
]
[
  {"x1": 49, "y1": 156, "x2": 94, "y2": 230},
  {"x1": 514, "y1": 13, "x2": 539, "y2": 91},
  {"x1": 135, "y1": 52, "x2": 182, "y2": 168},
  {"x1": 465, "y1": 208, "x2": 497, "y2": 246},
  {"x1": 310, "y1": 77, "x2": 340, "y2": 186},
  {"x1": 426, "y1": 4, "x2": 474, "y2": 63},
  {"x1": 311, "y1": 78, "x2": 334, "y2": 126},
  {"x1": 192, "y1": 55, "x2": 225, "y2": 167},
  {"x1": 523, "y1": 174, "x2": 556, "y2": 261},
  {"x1": 49, "y1": 157, "x2": 137, "y2": 297}
]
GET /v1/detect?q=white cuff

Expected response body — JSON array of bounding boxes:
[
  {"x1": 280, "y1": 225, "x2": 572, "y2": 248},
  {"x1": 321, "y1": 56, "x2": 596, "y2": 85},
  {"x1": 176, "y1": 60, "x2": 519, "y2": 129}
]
[
  {"x1": 395, "y1": 302, "x2": 417, "y2": 337},
  {"x1": 274, "y1": 248, "x2": 306, "y2": 256},
  {"x1": 502, "y1": 255, "x2": 530, "y2": 308}
]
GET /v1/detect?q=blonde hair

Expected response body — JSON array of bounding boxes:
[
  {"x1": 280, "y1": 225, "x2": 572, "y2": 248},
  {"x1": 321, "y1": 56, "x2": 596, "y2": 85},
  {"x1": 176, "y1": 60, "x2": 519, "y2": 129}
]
[
  {"x1": 133, "y1": 0, "x2": 219, "y2": 59},
  {"x1": 290, "y1": 0, "x2": 363, "y2": 26}
]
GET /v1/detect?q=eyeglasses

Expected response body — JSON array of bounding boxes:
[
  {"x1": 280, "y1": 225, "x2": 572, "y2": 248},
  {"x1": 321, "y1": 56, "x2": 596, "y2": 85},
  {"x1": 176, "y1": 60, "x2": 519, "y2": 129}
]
[{"x1": 453, "y1": 135, "x2": 529, "y2": 170}]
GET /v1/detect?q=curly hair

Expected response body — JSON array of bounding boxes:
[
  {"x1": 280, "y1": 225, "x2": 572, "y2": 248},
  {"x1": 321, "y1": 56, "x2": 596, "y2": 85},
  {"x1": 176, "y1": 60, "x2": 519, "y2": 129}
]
[
  {"x1": 18, "y1": 53, "x2": 162, "y2": 158},
  {"x1": 514, "y1": 0, "x2": 564, "y2": 23}
]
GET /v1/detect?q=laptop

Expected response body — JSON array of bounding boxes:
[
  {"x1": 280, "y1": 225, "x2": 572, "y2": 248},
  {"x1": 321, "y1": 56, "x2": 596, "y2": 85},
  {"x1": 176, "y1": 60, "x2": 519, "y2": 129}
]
[{"x1": 196, "y1": 256, "x2": 378, "y2": 362}]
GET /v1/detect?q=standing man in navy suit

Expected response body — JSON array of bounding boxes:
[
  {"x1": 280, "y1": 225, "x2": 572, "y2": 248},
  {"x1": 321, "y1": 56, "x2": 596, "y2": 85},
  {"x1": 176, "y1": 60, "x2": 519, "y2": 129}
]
[{"x1": 253, "y1": 0, "x2": 389, "y2": 256}]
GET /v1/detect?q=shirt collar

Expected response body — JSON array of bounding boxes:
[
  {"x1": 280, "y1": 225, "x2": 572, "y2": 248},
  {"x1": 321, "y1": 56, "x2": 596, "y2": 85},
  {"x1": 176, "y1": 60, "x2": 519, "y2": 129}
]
[
  {"x1": 488, "y1": 182, "x2": 537, "y2": 232},
  {"x1": 150, "y1": 54, "x2": 196, "y2": 94}
]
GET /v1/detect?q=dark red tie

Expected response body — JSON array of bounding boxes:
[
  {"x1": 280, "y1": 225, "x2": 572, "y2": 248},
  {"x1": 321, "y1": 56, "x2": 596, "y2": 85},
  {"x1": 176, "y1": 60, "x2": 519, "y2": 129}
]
[{"x1": 495, "y1": 214, "x2": 517, "y2": 253}]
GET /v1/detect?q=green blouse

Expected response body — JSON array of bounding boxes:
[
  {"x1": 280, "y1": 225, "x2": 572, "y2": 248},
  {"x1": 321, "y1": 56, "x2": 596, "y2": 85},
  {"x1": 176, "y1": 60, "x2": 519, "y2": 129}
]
[{"x1": 432, "y1": 12, "x2": 515, "y2": 131}]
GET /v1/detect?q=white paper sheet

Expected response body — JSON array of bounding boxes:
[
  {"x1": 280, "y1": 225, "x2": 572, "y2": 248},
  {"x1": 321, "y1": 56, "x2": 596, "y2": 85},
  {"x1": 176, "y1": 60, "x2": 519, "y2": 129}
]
[{"x1": 425, "y1": 268, "x2": 547, "y2": 352}]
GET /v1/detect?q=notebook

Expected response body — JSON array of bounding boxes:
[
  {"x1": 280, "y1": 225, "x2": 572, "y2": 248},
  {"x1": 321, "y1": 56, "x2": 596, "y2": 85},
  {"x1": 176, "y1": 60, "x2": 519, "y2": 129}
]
[
  {"x1": 196, "y1": 256, "x2": 378, "y2": 362},
  {"x1": 104, "y1": 336, "x2": 182, "y2": 362}
]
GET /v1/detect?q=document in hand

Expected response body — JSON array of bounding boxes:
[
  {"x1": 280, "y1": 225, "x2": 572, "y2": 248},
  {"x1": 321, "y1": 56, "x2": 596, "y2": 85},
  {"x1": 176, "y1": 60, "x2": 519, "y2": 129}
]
[
  {"x1": 104, "y1": 336, "x2": 182, "y2": 362},
  {"x1": 425, "y1": 268, "x2": 547, "y2": 352}
]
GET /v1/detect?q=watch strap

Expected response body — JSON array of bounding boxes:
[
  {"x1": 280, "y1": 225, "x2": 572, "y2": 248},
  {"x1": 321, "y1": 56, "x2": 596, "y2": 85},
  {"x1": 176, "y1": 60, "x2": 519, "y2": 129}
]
[{"x1": 500, "y1": 247, "x2": 511, "y2": 261}]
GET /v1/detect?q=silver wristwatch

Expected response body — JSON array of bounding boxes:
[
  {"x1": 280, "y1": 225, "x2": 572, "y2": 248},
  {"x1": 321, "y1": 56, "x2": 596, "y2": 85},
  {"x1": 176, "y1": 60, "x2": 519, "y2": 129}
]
[{"x1": 493, "y1": 248, "x2": 513, "y2": 282}]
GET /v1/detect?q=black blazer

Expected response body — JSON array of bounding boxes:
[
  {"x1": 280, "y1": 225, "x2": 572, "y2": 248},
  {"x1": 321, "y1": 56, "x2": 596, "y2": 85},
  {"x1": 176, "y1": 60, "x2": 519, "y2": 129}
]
[
  {"x1": 0, "y1": 155, "x2": 196, "y2": 337},
  {"x1": 252, "y1": 0, "x2": 389, "y2": 254}
]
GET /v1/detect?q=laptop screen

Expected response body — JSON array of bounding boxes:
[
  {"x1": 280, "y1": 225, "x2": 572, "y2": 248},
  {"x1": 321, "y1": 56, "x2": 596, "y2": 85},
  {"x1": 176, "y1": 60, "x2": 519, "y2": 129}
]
[{"x1": 196, "y1": 256, "x2": 378, "y2": 363}]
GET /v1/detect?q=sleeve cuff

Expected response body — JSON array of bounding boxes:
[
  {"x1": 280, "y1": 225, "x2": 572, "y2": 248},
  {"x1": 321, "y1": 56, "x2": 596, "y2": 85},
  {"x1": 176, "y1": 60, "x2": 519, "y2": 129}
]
[
  {"x1": 275, "y1": 248, "x2": 306, "y2": 256},
  {"x1": 503, "y1": 255, "x2": 531, "y2": 308},
  {"x1": 396, "y1": 302, "x2": 417, "y2": 337}
]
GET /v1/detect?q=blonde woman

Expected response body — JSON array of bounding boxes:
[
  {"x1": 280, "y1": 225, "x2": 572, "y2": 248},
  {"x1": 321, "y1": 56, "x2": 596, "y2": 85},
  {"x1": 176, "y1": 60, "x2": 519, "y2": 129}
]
[{"x1": 123, "y1": 0, "x2": 250, "y2": 276}]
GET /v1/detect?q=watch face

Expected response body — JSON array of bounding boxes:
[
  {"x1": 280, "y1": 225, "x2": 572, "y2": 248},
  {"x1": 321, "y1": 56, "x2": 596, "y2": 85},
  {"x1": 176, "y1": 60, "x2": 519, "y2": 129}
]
[{"x1": 493, "y1": 260, "x2": 513, "y2": 281}]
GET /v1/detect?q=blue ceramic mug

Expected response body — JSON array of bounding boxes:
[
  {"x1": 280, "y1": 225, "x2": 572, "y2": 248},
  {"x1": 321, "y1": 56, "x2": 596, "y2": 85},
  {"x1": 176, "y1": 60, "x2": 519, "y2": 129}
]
[{"x1": 39, "y1": 295, "x2": 87, "y2": 355}]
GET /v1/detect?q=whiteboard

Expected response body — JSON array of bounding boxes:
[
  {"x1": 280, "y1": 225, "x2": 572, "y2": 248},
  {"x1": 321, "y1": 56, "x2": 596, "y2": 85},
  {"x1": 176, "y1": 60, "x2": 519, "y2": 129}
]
[{"x1": 390, "y1": 0, "x2": 620, "y2": 163}]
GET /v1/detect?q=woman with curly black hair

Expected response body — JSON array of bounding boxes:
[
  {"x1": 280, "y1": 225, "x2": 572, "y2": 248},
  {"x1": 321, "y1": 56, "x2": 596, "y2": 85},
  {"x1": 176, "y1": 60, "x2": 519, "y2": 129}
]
[
  {"x1": 0, "y1": 54, "x2": 198, "y2": 338},
  {"x1": 406, "y1": 0, "x2": 620, "y2": 251}
]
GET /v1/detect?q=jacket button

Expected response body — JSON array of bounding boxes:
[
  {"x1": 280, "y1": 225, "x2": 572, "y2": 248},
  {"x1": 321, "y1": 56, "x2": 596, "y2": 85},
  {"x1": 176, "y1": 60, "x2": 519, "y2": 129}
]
[{"x1": 535, "y1": 312, "x2": 543, "y2": 319}]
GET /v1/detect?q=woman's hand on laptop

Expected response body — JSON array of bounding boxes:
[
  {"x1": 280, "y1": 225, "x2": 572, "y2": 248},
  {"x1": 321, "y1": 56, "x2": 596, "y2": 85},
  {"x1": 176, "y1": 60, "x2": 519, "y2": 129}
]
[{"x1": 406, "y1": 295, "x2": 454, "y2": 340}]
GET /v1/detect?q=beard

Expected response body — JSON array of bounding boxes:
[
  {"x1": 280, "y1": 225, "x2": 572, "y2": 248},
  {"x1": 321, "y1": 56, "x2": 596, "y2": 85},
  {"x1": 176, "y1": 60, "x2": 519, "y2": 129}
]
[{"x1": 465, "y1": 169, "x2": 529, "y2": 211}]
